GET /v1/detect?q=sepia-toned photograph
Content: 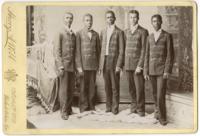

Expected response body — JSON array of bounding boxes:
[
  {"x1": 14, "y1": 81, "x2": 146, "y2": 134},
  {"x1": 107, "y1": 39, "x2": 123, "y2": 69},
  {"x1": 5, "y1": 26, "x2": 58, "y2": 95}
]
[{"x1": 26, "y1": 5, "x2": 194, "y2": 130}]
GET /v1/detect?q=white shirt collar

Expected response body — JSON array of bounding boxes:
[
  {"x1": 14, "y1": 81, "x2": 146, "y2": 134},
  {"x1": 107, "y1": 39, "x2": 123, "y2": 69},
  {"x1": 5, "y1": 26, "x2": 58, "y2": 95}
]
[
  {"x1": 153, "y1": 28, "x2": 162, "y2": 34},
  {"x1": 106, "y1": 24, "x2": 115, "y2": 55},
  {"x1": 130, "y1": 24, "x2": 138, "y2": 30},
  {"x1": 86, "y1": 28, "x2": 93, "y2": 32},
  {"x1": 130, "y1": 24, "x2": 139, "y2": 34},
  {"x1": 153, "y1": 29, "x2": 162, "y2": 42},
  {"x1": 107, "y1": 24, "x2": 115, "y2": 30},
  {"x1": 64, "y1": 25, "x2": 73, "y2": 34}
]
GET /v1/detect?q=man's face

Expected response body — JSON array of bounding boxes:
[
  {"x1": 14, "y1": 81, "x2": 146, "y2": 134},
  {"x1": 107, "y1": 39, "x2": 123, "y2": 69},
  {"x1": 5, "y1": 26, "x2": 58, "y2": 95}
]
[
  {"x1": 106, "y1": 13, "x2": 115, "y2": 25},
  {"x1": 151, "y1": 17, "x2": 162, "y2": 31},
  {"x1": 84, "y1": 16, "x2": 93, "y2": 29},
  {"x1": 63, "y1": 13, "x2": 73, "y2": 27},
  {"x1": 129, "y1": 13, "x2": 138, "y2": 26}
]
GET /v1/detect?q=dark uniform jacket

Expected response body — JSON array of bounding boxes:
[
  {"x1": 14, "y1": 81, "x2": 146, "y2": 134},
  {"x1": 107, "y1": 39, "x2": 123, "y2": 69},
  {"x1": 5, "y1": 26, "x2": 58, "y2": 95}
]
[
  {"x1": 75, "y1": 28, "x2": 100, "y2": 71},
  {"x1": 54, "y1": 29, "x2": 76, "y2": 72},
  {"x1": 99, "y1": 26, "x2": 125, "y2": 70},
  {"x1": 124, "y1": 25, "x2": 148, "y2": 70},
  {"x1": 144, "y1": 30, "x2": 174, "y2": 76}
]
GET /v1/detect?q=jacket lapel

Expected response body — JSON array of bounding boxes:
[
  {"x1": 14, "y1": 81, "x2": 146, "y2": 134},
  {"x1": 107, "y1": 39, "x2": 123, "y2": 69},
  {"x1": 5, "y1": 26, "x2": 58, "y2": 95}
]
[
  {"x1": 104, "y1": 29, "x2": 107, "y2": 46},
  {"x1": 109, "y1": 26, "x2": 117, "y2": 42},
  {"x1": 131, "y1": 25, "x2": 140, "y2": 35},
  {"x1": 90, "y1": 30, "x2": 95, "y2": 41},
  {"x1": 84, "y1": 29, "x2": 91, "y2": 41},
  {"x1": 151, "y1": 33, "x2": 156, "y2": 45},
  {"x1": 83, "y1": 28, "x2": 96, "y2": 42},
  {"x1": 155, "y1": 30, "x2": 164, "y2": 44}
]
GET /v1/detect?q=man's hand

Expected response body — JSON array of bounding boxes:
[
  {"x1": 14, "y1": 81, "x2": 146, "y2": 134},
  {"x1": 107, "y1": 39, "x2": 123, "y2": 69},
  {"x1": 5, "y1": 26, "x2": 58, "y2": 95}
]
[
  {"x1": 77, "y1": 67, "x2": 84, "y2": 77},
  {"x1": 115, "y1": 67, "x2": 121, "y2": 74},
  {"x1": 98, "y1": 69, "x2": 102, "y2": 75},
  {"x1": 135, "y1": 67, "x2": 142, "y2": 75},
  {"x1": 58, "y1": 68, "x2": 64, "y2": 77},
  {"x1": 144, "y1": 75, "x2": 150, "y2": 80},
  {"x1": 163, "y1": 73, "x2": 169, "y2": 79}
]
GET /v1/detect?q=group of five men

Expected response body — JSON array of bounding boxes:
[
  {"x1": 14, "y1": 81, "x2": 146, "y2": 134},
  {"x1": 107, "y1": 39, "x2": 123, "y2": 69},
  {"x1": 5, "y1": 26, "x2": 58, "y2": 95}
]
[{"x1": 54, "y1": 10, "x2": 174, "y2": 126}]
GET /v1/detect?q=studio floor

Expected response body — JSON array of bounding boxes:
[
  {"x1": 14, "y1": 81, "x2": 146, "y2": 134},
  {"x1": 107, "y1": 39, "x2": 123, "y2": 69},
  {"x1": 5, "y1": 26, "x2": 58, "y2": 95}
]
[{"x1": 27, "y1": 103, "x2": 184, "y2": 129}]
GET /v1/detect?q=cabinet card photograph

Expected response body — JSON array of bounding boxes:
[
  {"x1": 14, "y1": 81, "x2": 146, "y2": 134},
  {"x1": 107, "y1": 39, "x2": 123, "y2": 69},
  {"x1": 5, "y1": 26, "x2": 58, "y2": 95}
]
[{"x1": 2, "y1": 0, "x2": 197, "y2": 134}]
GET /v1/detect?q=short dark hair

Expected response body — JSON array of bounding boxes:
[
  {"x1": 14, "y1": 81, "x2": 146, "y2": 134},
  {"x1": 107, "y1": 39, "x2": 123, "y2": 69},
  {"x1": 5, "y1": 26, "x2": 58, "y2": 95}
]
[
  {"x1": 151, "y1": 14, "x2": 162, "y2": 23},
  {"x1": 64, "y1": 11, "x2": 73, "y2": 18},
  {"x1": 105, "y1": 10, "x2": 116, "y2": 19},
  {"x1": 83, "y1": 13, "x2": 93, "y2": 21},
  {"x1": 128, "y1": 10, "x2": 139, "y2": 19}
]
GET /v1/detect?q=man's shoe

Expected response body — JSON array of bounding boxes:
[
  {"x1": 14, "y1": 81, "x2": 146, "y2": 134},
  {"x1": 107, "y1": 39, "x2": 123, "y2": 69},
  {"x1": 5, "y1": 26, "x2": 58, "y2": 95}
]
[
  {"x1": 112, "y1": 110, "x2": 119, "y2": 115},
  {"x1": 154, "y1": 112, "x2": 159, "y2": 120},
  {"x1": 68, "y1": 109, "x2": 73, "y2": 115},
  {"x1": 130, "y1": 109, "x2": 137, "y2": 114},
  {"x1": 90, "y1": 107, "x2": 96, "y2": 111},
  {"x1": 138, "y1": 112, "x2": 145, "y2": 117},
  {"x1": 105, "y1": 109, "x2": 111, "y2": 112},
  {"x1": 61, "y1": 114, "x2": 69, "y2": 120},
  {"x1": 159, "y1": 119, "x2": 168, "y2": 126}
]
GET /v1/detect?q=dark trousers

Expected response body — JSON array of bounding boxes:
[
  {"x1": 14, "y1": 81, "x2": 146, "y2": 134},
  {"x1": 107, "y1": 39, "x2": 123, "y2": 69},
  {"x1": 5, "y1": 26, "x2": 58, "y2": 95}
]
[
  {"x1": 150, "y1": 75, "x2": 167, "y2": 121},
  {"x1": 126, "y1": 70, "x2": 145, "y2": 113},
  {"x1": 103, "y1": 57, "x2": 120, "y2": 113},
  {"x1": 59, "y1": 71, "x2": 74, "y2": 115},
  {"x1": 79, "y1": 70, "x2": 96, "y2": 112}
]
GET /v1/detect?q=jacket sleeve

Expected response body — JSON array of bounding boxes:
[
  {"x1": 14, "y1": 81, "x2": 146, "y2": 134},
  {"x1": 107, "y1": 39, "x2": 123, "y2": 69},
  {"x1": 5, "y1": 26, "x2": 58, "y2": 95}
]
[
  {"x1": 99, "y1": 31, "x2": 103, "y2": 70},
  {"x1": 123, "y1": 30, "x2": 127, "y2": 70},
  {"x1": 96, "y1": 33, "x2": 101, "y2": 69},
  {"x1": 116, "y1": 30, "x2": 125, "y2": 68},
  {"x1": 54, "y1": 32, "x2": 64, "y2": 69},
  {"x1": 75, "y1": 32, "x2": 83, "y2": 70},
  {"x1": 124, "y1": 30, "x2": 127, "y2": 46},
  {"x1": 137, "y1": 29, "x2": 149, "y2": 68},
  {"x1": 73, "y1": 34, "x2": 76, "y2": 69},
  {"x1": 164, "y1": 33, "x2": 174, "y2": 74},
  {"x1": 143, "y1": 36, "x2": 150, "y2": 75}
]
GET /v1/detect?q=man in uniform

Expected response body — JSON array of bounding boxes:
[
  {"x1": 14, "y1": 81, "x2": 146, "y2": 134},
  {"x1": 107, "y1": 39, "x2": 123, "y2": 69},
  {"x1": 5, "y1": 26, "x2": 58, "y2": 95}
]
[
  {"x1": 54, "y1": 12, "x2": 76, "y2": 120},
  {"x1": 144, "y1": 14, "x2": 174, "y2": 125},
  {"x1": 76, "y1": 14, "x2": 100, "y2": 113},
  {"x1": 124, "y1": 10, "x2": 148, "y2": 116},
  {"x1": 99, "y1": 10, "x2": 125, "y2": 115}
]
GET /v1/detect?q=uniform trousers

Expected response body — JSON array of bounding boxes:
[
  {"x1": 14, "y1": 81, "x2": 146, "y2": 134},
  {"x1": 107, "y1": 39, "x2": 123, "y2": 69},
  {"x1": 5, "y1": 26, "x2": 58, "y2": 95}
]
[
  {"x1": 59, "y1": 71, "x2": 74, "y2": 116},
  {"x1": 103, "y1": 56, "x2": 120, "y2": 114},
  {"x1": 126, "y1": 70, "x2": 145, "y2": 113},
  {"x1": 79, "y1": 70, "x2": 96, "y2": 112},
  {"x1": 150, "y1": 75, "x2": 167, "y2": 121}
]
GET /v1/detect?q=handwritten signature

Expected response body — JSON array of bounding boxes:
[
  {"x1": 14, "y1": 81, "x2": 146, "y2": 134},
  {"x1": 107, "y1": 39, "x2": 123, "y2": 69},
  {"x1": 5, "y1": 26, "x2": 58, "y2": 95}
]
[{"x1": 4, "y1": 7, "x2": 16, "y2": 62}]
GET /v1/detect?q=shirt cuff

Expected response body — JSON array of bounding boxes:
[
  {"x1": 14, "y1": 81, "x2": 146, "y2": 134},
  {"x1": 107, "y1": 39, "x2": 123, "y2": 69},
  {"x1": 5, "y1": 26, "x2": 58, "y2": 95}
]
[
  {"x1": 59, "y1": 66, "x2": 64, "y2": 70},
  {"x1": 137, "y1": 66, "x2": 143, "y2": 70},
  {"x1": 77, "y1": 67, "x2": 83, "y2": 72},
  {"x1": 116, "y1": 67, "x2": 122, "y2": 71}
]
